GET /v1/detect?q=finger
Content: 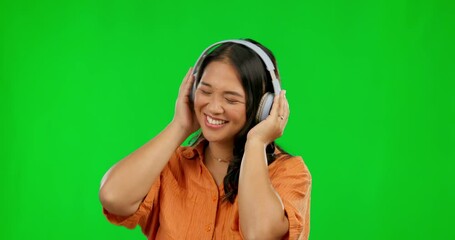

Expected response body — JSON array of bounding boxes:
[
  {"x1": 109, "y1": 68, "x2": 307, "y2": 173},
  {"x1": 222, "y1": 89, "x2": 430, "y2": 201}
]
[
  {"x1": 269, "y1": 93, "x2": 281, "y2": 119},
  {"x1": 185, "y1": 67, "x2": 194, "y2": 84},
  {"x1": 283, "y1": 94, "x2": 290, "y2": 125},
  {"x1": 285, "y1": 94, "x2": 290, "y2": 119},
  {"x1": 278, "y1": 90, "x2": 286, "y2": 116},
  {"x1": 184, "y1": 67, "x2": 195, "y2": 90},
  {"x1": 179, "y1": 67, "x2": 194, "y2": 93},
  {"x1": 282, "y1": 90, "x2": 289, "y2": 118},
  {"x1": 278, "y1": 90, "x2": 286, "y2": 118}
]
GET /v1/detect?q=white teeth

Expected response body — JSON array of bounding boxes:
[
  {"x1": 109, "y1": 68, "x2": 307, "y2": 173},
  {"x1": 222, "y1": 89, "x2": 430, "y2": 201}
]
[{"x1": 207, "y1": 115, "x2": 227, "y2": 125}]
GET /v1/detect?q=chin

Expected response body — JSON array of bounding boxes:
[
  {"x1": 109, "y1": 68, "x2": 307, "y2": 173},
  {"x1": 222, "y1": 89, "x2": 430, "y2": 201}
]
[
  {"x1": 200, "y1": 128, "x2": 237, "y2": 145},
  {"x1": 202, "y1": 131, "x2": 230, "y2": 143}
]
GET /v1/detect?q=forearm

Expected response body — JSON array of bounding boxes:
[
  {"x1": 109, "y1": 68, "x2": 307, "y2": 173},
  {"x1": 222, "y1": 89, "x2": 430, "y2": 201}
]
[
  {"x1": 99, "y1": 121, "x2": 189, "y2": 216},
  {"x1": 238, "y1": 140, "x2": 289, "y2": 239}
]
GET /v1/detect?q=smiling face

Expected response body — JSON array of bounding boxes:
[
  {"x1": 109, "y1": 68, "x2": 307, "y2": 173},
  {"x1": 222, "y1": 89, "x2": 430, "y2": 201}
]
[{"x1": 194, "y1": 61, "x2": 247, "y2": 145}]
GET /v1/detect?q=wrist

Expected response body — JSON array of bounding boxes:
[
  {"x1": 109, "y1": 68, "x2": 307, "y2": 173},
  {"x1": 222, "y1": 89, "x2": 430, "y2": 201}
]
[
  {"x1": 245, "y1": 138, "x2": 267, "y2": 149},
  {"x1": 168, "y1": 121, "x2": 192, "y2": 141}
]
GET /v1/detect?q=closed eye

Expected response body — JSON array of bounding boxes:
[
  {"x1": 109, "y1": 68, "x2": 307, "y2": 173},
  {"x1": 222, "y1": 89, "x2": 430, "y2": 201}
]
[
  {"x1": 226, "y1": 98, "x2": 240, "y2": 104},
  {"x1": 199, "y1": 89, "x2": 211, "y2": 95}
]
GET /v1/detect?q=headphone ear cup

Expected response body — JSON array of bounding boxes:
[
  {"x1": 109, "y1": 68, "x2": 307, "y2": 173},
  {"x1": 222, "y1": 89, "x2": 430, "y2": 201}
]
[{"x1": 256, "y1": 92, "x2": 275, "y2": 122}]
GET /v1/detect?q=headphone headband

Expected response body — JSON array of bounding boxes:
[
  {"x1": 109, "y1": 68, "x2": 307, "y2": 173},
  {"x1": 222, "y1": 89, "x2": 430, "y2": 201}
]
[{"x1": 192, "y1": 39, "x2": 281, "y2": 95}]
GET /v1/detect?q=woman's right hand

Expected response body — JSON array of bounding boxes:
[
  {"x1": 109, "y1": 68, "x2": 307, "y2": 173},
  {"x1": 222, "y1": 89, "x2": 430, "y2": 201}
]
[{"x1": 171, "y1": 67, "x2": 200, "y2": 136}]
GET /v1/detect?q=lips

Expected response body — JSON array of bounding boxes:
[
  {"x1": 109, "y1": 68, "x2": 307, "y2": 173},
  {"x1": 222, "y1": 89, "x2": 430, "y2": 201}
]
[{"x1": 205, "y1": 114, "x2": 228, "y2": 127}]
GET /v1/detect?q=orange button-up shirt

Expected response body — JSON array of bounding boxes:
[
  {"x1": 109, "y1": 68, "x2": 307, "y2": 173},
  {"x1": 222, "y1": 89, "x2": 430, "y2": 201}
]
[{"x1": 103, "y1": 140, "x2": 312, "y2": 239}]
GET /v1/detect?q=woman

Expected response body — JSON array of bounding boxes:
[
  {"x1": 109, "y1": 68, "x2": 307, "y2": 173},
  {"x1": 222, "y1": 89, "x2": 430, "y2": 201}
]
[{"x1": 99, "y1": 39, "x2": 312, "y2": 239}]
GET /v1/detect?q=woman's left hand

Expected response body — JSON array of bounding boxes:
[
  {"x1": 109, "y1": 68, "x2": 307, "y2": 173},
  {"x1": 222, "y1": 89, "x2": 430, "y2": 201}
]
[{"x1": 247, "y1": 90, "x2": 289, "y2": 145}]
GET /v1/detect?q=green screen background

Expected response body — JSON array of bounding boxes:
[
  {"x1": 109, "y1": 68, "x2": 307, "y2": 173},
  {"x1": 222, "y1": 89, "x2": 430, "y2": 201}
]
[{"x1": 1, "y1": 0, "x2": 454, "y2": 239}]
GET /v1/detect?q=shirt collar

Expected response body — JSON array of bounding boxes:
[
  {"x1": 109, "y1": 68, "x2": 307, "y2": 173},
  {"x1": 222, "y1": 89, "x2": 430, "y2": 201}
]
[
  {"x1": 181, "y1": 139, "x2": 207, "y2": 160},
  {"x1": 181, "y1": 139, "x2": 282, "y2": 159}
]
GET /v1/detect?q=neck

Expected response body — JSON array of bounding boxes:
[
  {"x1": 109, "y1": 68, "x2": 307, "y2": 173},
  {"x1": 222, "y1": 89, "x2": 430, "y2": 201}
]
[{"x1": 206, "y1": 141, "x2": 234, "y2": 164}]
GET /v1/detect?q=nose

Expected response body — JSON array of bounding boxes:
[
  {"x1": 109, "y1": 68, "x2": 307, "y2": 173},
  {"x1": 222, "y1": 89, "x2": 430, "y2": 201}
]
[{"x1": 206, "y1": 95, "x2": 224, "y2": 114}]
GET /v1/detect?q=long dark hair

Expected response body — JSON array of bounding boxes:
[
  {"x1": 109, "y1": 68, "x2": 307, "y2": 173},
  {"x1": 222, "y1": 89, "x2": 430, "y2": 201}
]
[{"x1": 191, "y1": 39, "x2": 289, "y2": 203}]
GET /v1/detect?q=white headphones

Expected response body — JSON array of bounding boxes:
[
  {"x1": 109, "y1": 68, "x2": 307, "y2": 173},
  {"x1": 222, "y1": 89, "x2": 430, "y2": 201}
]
[{"x1": 191, "y1": 39, "x2": 282, "y2": 122}]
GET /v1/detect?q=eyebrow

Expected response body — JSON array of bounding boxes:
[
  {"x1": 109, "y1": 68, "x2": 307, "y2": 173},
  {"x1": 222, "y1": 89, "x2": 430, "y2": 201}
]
[{"x1": 200, "y1": 81, "x2": 244, "y2": 98}]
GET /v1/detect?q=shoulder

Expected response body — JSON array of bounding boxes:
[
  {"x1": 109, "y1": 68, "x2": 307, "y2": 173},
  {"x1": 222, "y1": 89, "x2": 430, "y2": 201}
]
[
  {"x1": 270, "y1": 152, "x2": 310, "y2": 173},
  {"x1": 164, "y1": 141, "x2": 205, "y2": 174},
  {"x1": 269, "y1": 153, "x2": 311, "y2": 183}
]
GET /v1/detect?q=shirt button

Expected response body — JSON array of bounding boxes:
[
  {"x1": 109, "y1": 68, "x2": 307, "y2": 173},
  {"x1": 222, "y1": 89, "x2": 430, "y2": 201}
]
[
  {"x1": 212, "y1": 196, "x2": 217, "y2": 202},
  {"x1": 206, "y1": 225, "x2": 212, "y2": 232},
  {"x1": 182, "y1": 151, "x2": 195, "y2": 159}
]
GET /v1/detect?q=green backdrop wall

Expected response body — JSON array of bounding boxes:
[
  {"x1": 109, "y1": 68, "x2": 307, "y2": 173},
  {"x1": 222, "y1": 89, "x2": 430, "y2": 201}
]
[{"x1": 1, "y1": 0, "x2": 454, "y2": 239}]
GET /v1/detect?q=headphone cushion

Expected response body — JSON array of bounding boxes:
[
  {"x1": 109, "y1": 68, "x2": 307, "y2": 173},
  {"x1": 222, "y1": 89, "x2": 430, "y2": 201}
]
[{"x1": 256, "y1": 92, "x2": 274, "y2": 122}]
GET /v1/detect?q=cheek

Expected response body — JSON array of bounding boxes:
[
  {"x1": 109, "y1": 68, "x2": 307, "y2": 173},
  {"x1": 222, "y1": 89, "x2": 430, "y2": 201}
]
[
  {"x1": 228, "y1": 106, "x2": 247, "y2": 123},
  {"x1": 193, "y1": 95, "x2": 206, "y2": 110}
]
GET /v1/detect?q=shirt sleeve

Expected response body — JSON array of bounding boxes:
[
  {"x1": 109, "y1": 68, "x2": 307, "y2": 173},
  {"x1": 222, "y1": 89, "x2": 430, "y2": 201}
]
[
  {"x1": 102, "y1": 175, "x2": 161, "y2": 236},
  {"x1": 270, "y1": 156, "x2": 312, "y2": 240}
]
